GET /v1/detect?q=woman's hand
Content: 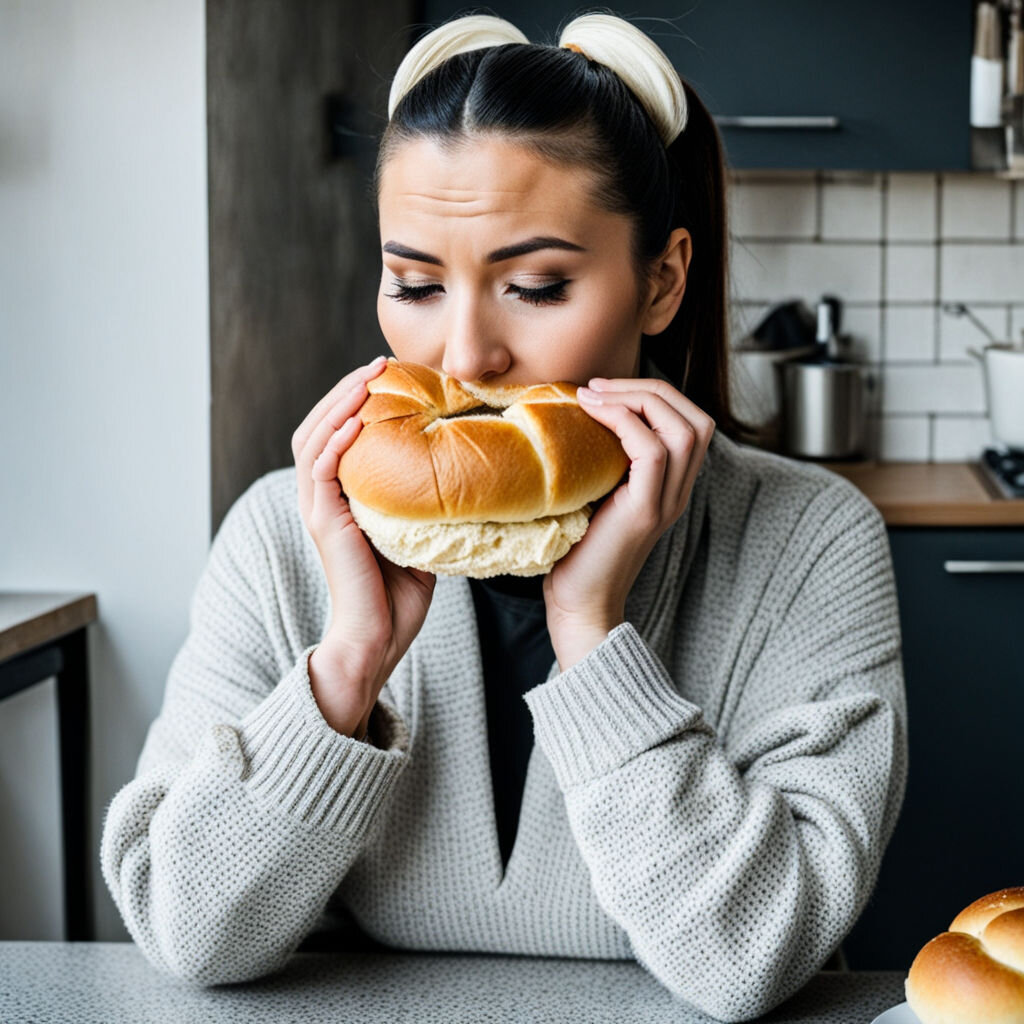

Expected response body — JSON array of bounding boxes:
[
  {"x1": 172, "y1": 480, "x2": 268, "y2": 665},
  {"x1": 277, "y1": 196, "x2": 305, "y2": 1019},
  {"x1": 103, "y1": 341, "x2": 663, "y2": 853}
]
[
  {"x1": 543, "y1": 376, "x2": 715, "y2": 671},
  {"x1": 292, "y1": 355, "x2": 436, "y2": 738}
]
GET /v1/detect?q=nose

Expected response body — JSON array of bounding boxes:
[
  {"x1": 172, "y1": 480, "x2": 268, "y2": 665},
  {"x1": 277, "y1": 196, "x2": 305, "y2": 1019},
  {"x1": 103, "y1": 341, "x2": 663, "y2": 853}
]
[{"x1": 440, "y1": 291, "x2": 511, "y2": 383}]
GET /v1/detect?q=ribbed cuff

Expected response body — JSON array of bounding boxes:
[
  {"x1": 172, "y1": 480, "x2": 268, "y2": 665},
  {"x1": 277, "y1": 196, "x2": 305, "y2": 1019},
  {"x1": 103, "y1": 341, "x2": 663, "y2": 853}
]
[
  {"x1": 237, "y1": 645, "x2": 409, "y2": 833},
  {"x1": 523, "y1": 623, "x2": 704, "y2": 790}
]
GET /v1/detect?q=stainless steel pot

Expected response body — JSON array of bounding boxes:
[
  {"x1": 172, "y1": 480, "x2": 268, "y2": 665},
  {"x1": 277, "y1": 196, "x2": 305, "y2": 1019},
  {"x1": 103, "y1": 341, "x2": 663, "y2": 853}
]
[{"x1": 775, "y1": 359, "x2": 871, "y2": 459}]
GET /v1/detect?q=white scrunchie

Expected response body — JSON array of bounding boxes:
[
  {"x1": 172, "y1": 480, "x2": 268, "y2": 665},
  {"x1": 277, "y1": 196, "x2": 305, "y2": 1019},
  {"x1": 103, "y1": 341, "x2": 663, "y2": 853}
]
[
  {"x1": 558, "y1": 14, "x2": 688, "y2": 146},
  {"x1": 387, "y1": 13, "x2": 688, "y2": 147},
  {"x1": 387, "y1": 15, "x2": 529, "y2": 119}
]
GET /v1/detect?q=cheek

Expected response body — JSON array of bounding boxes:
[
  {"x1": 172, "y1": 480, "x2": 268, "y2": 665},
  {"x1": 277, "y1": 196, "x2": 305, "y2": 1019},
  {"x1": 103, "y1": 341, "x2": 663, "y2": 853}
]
[{"x1": 559, "y1": 278, "x2": 645, "y2": 375}]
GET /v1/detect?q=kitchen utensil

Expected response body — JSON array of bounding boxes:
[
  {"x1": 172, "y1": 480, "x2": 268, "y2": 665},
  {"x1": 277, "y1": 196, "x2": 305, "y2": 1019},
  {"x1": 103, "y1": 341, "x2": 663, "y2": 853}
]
[
  {"x1": 944, "y1": 302, "x2": 1024, "y2": 450},
  {"x1": 968, "y1": 342, "x2": 1024, "y2": 449},
  {"x1": 972, "y1": 2, "x2": 1004, "y2": 128},
  {"x1": 730, "y1": 301, "x2": 818, "y2": 428},
  {"x1": 775, "y1": 295, "x2": 872, "y2": 460}
]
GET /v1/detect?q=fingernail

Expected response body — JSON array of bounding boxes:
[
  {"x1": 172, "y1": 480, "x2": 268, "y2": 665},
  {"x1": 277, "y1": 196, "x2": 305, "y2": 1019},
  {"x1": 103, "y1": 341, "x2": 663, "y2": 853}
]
[
  {"x1": 370, "y1": 355, "x2": 388, "y2": 368},
  {"x1": 578, "y1": 387, "x2": 602, "y2": 404},
  {"x1": 588, "y1": 377, "x2": 608, "y2": 390}
]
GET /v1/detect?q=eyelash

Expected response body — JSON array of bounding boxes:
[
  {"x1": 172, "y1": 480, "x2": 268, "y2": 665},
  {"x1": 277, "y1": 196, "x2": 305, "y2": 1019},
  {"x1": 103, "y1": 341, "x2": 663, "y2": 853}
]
[{"x1": 385, "y1": 280, "x2": 570, "y2": 306}]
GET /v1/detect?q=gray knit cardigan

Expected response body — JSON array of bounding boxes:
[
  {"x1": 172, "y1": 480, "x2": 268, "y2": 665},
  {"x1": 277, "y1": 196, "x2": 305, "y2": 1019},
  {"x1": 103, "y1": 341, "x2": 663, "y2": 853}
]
[{"x1": 100, "y1": 427, "x2": 907, "y2": 1023}]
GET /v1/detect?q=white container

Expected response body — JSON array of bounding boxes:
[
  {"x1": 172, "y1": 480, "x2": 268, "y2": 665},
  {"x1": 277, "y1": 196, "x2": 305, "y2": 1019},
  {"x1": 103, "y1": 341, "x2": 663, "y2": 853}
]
[
  {"x1": 969, "y1": 344, "x2": 1024, "y2": 449},
  {"x1": 971, "y1": 56, "x2": 1005, "y2": 127}
]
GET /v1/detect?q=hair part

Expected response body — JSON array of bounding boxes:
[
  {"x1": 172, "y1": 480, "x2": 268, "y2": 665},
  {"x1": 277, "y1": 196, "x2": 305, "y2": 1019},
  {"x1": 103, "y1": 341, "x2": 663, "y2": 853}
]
[{"x1": 376, "y1": 35, "x2": 762, "y2": 445}]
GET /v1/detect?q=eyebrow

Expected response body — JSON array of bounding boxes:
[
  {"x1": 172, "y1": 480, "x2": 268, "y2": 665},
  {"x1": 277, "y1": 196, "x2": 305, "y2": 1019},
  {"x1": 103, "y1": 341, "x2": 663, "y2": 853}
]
[{"x1": 381, "y1": 235, "x2": 586, "y2": 266}]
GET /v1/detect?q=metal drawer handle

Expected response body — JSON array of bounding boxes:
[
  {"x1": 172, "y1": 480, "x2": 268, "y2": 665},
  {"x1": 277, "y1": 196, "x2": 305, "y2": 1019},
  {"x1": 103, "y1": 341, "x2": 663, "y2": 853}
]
[
  {"x1": 713, "y1": 116, "x2": 841, "y2": 130},
  {"x1": 944, "y1": 560, "x2": 1024, "y2": 574}
]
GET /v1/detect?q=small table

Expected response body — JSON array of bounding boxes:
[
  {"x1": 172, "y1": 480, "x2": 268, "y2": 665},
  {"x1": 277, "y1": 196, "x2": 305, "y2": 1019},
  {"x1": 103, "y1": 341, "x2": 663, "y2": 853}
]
[
  {"x1": 0, "y1": 593, "x2": 98, "y2": 941},
  {"x1": 0, "y1": 942, "x2": 908, "y2": 1023}
]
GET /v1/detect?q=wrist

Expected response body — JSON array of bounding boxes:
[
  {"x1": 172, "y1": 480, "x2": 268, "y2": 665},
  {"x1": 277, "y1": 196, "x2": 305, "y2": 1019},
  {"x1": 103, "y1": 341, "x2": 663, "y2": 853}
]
[
  {"x1": 307, "y1": 643, "x2": 380, "y2": 738},
  {"x1": 548, "y1": 616, "x2": 621, "y2": 673}
]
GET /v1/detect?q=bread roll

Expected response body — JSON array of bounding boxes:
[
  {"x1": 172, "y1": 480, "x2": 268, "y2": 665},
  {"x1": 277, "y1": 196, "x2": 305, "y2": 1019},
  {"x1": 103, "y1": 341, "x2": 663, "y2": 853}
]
[
  {"x1": 905, "y1": 886, "x2": 1024, "y2": 1024},
  {"x1": 337, "y1": 360, "x2": 629, "y2": 577}
]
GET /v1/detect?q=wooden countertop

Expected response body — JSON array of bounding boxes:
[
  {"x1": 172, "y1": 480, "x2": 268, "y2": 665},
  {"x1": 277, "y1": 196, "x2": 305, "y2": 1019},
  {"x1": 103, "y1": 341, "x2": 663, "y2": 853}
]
[
  {"x1": 0, "y1": 592, "x2": 98, "y2": 662},
  {"x1": 819, "y1": 461, "x2": 1024, "y2": 526}
]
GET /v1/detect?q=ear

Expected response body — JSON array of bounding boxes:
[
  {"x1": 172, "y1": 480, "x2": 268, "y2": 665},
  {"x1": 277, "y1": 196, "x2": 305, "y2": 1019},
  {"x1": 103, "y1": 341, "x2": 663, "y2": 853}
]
[{"x1": 640, "y1": 227, "x2": 692, "y2": 336}]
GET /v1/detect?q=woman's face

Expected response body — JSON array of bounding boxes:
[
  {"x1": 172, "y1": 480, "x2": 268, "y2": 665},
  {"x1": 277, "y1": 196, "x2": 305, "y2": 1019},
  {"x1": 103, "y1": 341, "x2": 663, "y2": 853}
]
[{"x1": 376, "y1": 136, "x2": 655, "y2": 387}]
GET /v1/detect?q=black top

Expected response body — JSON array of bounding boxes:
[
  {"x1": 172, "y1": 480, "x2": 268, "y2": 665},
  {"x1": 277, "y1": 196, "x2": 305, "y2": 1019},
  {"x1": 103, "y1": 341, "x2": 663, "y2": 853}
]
[{"x1": 468, "y1": 574, "x2": 555, "y2": 869}]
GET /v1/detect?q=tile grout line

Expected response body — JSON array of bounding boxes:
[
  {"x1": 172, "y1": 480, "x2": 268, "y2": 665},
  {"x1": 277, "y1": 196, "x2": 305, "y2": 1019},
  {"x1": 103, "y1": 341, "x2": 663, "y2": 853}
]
[
  {"x1": 929, "y1": 175, "x2": 943, "y2": 461},
  {"x1": 877, "y1": 175, "x2": 889, "y2": 462},
  {"x1": 814, "y1": 171, "x2": 823, "y2": 242}
]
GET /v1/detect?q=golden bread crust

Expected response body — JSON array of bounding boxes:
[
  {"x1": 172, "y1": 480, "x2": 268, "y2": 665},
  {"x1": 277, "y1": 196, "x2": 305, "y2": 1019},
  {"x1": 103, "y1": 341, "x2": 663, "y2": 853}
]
[
  {"x1": 905, "y1": 887, "x2": 1024, "y2": 1024},
  {"x1": 338, "y1": 360, "x2": 629, "y2": 523}
]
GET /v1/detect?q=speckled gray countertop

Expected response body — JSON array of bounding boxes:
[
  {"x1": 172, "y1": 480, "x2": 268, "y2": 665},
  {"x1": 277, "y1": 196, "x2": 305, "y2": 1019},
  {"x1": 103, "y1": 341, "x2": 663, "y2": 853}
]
[{"x1": 0, "y1": 942, "x2": 907, "y2": 1023}]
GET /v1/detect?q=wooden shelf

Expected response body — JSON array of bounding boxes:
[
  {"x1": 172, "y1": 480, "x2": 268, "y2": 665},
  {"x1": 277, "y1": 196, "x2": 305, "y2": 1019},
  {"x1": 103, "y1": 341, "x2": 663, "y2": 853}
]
[{"x1": 819, "y1": 462, "x2": 1024, "y2": 526}]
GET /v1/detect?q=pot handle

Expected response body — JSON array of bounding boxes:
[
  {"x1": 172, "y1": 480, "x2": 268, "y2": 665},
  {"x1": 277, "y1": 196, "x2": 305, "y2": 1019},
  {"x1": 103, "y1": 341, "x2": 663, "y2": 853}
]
[{"x1": 966, "y1": 347, "x2": 990, "y2": 417}]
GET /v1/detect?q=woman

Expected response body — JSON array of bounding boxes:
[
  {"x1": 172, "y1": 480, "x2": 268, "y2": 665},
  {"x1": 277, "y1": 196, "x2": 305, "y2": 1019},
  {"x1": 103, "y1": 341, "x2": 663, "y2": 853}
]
[{"x1": 101, "y1": 14, "x2": 906, "y2": 1022}]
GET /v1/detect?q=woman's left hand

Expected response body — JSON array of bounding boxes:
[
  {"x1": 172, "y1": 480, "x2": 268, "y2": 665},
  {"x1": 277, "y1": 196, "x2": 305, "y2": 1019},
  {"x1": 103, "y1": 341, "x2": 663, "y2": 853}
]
[{"x1": 543, "y1": 376, "x2": 715, "y2": 671}]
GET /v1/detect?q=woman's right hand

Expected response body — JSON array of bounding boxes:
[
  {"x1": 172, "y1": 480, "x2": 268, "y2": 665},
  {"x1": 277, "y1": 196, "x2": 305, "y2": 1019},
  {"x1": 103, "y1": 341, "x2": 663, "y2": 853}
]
[{"x1": 292, "y1": 355, "x2": 436, "y2": 739}]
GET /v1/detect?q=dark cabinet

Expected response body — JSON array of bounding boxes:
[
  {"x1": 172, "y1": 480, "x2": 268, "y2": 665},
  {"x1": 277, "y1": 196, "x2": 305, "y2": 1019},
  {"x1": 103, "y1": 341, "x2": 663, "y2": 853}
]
[
  {"x1": 843, "y1": 527, "x2": 1024, "y2": 970},
  {"x1": 419, "y1": 0, "x2": 971, "y2": 171}
]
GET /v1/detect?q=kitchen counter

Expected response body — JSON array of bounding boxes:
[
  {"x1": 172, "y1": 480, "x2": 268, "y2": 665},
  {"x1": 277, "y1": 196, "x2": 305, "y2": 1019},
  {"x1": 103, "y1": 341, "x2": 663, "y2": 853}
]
[
  {"x1": 0, "y1": 942, "x2": 907, "y2": 1024},
  {"x1": 819, "y1": 461, "x2": 1024, "y2": 526}
]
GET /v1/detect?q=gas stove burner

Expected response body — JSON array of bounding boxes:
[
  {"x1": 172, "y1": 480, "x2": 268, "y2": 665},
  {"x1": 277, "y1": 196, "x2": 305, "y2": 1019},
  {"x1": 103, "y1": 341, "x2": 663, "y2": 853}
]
[{"x1": 980, "y1": 446, "x2": 1024, "y2": 498}]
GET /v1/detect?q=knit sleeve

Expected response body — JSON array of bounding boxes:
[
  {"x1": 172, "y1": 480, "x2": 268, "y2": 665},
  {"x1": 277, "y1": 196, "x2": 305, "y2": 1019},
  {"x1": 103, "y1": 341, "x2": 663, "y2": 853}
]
[
  {"x1": 523, "y1": 482, "x2": 907, "y2": 1023},
  {"x1": 99, "y1": 476, "x2": 410, "y2": 986}
]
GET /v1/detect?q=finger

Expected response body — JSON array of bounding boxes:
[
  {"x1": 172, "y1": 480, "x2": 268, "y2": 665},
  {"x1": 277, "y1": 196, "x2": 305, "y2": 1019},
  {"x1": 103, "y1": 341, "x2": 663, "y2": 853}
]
[
  {"x1": 579, "y1": 387, "x2": 697, "y2": 513},
  {"x1": 296, "y1": 382, "x2": 370, "y2": 525},
  {"x1": 292, "y1": 355, "x2": 388, "y2": 462},
  {"x1": 587, "y1": 376, "x2": 716, "y2": 438},
  {"x1": 576, "y1": 393, "x2": 675, "y2": 524},
  {"x1": 311, "y1": 416, "x2": 362, "y2": 484},
  {"x1": 308, "y1": 417, "x2": 363, "y2": 529},
  {"x1": 301, "y1": 380, "x2": 371, "y2": 473}
]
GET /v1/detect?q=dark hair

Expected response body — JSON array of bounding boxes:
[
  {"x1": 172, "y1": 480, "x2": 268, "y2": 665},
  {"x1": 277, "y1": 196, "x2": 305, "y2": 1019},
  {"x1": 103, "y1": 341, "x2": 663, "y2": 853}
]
[{"x1": 376, "y1": 39, "x2": 760, "y2": 444}]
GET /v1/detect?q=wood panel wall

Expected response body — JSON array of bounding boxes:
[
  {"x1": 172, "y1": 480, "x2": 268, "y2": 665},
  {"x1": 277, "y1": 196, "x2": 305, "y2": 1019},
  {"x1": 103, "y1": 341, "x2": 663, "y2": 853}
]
[{"x1": 207, "y1": 0, "x2": 416, "y2": 533}]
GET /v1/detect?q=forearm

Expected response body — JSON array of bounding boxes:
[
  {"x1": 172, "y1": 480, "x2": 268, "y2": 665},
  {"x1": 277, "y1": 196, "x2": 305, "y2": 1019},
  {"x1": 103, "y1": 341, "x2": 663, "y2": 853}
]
[
  {"x1": 525, "y1": 625, "x2": 904, "y2": 1022},
  {"x1": 103, "y1": 652, "x2": 409, "y2": 985}
]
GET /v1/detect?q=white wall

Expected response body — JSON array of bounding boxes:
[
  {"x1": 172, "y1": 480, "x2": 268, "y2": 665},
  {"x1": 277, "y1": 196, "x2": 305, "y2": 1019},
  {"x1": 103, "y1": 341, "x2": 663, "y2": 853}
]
[{"x1": 0, "y1": 0, "x2": 209, "y2": 941}]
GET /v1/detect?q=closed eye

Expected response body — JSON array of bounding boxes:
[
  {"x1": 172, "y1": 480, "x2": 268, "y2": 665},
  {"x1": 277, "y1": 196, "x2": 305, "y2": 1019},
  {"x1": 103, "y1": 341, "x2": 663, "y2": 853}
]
[
  {"x1": 508, "y1": 281, "x2": 570, "y2": 305},
  {"x1": 384, "y1": 281, "x2": 443, "y2": 303},
  {"x1": 385, "y1": 280, "x2": 571, "y2": 306}
]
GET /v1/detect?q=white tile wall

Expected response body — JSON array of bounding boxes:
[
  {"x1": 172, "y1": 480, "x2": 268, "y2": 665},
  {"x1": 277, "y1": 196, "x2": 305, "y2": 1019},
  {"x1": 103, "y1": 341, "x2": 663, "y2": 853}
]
[
  {"x1": 1011, "y1": 306, "x2": 1024, "y2": 345},
  {"x1": 876, "y1": 415, "x2": 930, "y2": 460},
  {"x1": 821, "y1": 175, "x2": 883, "y2": 241},
  {"x1": 728, "y1": 178, "x2": 817, "y2": 239},
  {"x1": 842, "y1": 305, "x2": 883, "y2": 363},
  {"x1": 731, "y1": 240, "x2": 881, "y2": 304},
  {"x1": 933, "y1": 415, "x2": 996, "y2": 461},
  {"x1": 729, "y1": 170, "x2": 1024, "y2": 461},
  {"x1": 938, "y1": 305, "x2": 1006, "y2": 361},
  {"x1": 886, "y1": 245, "x2": 937, "y2": 302},
  {"x1": 941, "y1": 244, "x2": 1024, "y2": 302},
  {"x1": 882, "y1": 364, "x2": 986, "y2": 414},
  {"x1": 886, "y1": 175, "x2": 937, "y2": 242},
  {"x1": 941, "y1": 176, "x2": 1014, "y2": 239},
  {"x1": 884, "y1": 306, "x2": 935, "y2": 362}
]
